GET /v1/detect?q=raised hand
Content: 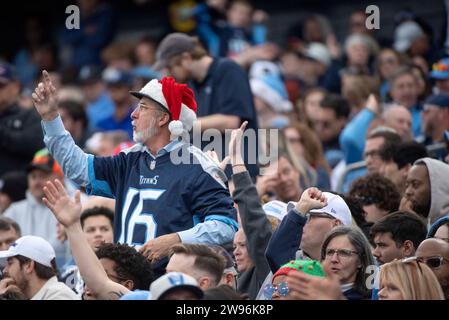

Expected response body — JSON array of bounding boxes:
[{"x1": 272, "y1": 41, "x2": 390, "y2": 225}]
[
  {"x1": 229, "y1": 121, "x2": 247, "y2": 165},
  {"x1": 205, "y1": 150, "x2": 230, "y2": 172},
  {"x1": 295, "y1": 187, "x2": 327, "y2": 214},
  {"x1": 42, "y1": 179, "x2": 82, "y2": 228},
  {"x1": 31, "y1": 70, "x2": 59, "y2": 121}
]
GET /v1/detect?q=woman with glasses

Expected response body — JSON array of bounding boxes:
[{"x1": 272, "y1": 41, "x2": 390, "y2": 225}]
[
  {"x1": 378, "y1": 258, "x2": 445, "y2": 300},
  {"x1": 320, "y1": 226, "x2": 375, "y2": 300}
]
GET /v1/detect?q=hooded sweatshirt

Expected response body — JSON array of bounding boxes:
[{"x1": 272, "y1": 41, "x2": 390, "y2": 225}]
[{"x1": 414, "y1": 158, "x2": 449, "y2": 225}]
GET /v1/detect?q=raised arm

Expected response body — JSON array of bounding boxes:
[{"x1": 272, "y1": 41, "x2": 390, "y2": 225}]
[
  {"x1": 230, "y1": 122, "x2": 272, "y2": 281},
  {"x1": 42, "y1": 180, "x2": 129, "y2": 300},
  {"x1": 32, "y1": 70, "x2": 91, "y2": 187},
  {"x1": 265, "y1": 188, "x2": 327, "y2": 272}
]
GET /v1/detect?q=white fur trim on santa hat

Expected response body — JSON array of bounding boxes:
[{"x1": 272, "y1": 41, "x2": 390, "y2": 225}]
[{"x1": 136, "y1": 79, "x2": 169, "y2": 111}]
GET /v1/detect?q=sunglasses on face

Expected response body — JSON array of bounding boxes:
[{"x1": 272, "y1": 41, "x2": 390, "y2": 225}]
[
  {"x1": 263, "y1": 282, "x2": 289, "y2": 300},
  {"x1": 416, "y1": 256, "x2": 449, "y2": 269}
]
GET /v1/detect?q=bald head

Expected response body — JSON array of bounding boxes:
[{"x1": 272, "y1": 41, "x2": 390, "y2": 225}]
[
  {"x1": 382, "y1": 105, "x2": 412, "y2": 140},
  {"x1": 416, "y1": 238, "x2": 449, "y2": 258},
  {"x1": 416, "y1": 238, "x2": 449, "y2": 291}
]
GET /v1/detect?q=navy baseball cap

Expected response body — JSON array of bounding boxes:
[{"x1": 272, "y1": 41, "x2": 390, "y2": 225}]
[
  {"x1": 102, "y1": 67, "x2": 133, "y2": 86},
  {"x1": 430, "y1": 58, "x2": 449, "y2": 80},
  {"x1": 0, "y1": 63, "x2": 18, "y2": 84},
  {"x1": 79, "y1": 65, "x2": 103, "y2": 83},
  {"x1": 423, "y1": 94, "x2": 449, "y2": 109}
]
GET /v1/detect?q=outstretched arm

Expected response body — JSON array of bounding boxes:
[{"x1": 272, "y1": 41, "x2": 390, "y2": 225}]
[{"x1": 42, "y1": 180, "x2": 129, "y2": 300}]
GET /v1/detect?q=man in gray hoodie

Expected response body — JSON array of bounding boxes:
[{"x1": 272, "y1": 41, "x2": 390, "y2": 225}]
[{"x1": 403, "y1": 157, "x2": 449, "y2": 225}]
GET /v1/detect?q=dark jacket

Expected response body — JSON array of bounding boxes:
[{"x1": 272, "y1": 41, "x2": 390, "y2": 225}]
[
  {"x1": 233, "y1": 171, "x2": 272, "y2": 300},
  {"x1": 265, "y1": 209, "x2": 307, "y2": 273},
  {"x1": 0, "y1": 104, "x2": 44, "y2": 175}
]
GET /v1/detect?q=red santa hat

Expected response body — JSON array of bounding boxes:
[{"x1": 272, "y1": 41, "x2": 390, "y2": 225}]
[{"x1": 130, "y1": 77, "x2": 197, "y2": 138}]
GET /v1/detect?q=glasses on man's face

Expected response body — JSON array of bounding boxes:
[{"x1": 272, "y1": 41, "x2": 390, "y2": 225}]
[
  {"x1": 416, "y1": 256, "x2": 449, "y2": 269},
  {"x1": 263, "y1": 282, "x2": 289, "y2": 300},
  {"x1": 364, "y1": 150, "x2": 381, "y2": 160},
  {"x1": 325, "y1": 248, "x2": 359, "y2": 259},
  {"x1": 305, "y1": 212, "x2": 335, "y2": 223}
]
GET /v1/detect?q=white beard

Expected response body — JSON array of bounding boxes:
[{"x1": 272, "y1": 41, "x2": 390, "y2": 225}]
[{"x1": 133, "y1": 117, "x2": 159, "y2": 144}]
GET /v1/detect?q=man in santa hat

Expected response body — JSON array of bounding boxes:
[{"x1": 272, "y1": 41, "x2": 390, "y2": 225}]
[{"x1": 31, "y1": 70, "x2": 238, "y2": 274}]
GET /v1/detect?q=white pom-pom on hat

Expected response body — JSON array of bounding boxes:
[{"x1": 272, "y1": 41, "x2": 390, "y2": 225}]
[{"x1": 168, "y1": 120, "x2": 184, "y2": 136}]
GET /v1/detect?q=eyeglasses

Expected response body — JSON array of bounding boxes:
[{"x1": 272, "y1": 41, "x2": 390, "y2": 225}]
[
  {"x1": 325, "y1": 248, "x2": 359, "y2": 259},
  {"x1": 305, "y1": 212, "x2": 335, "y2": 223},
  {"x1": 363, "y1": 150, "x2": 381, "y2": 159},
  {"x1": 263, "y1": 282, "x2": 289, "y2": 300},
  {"x1": 416, "y1": 256, "x2": 449, "y2": 269}
]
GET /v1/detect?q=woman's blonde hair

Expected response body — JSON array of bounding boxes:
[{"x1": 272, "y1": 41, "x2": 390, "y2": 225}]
[{"x1": 380, "y1": 259, "x2": 445, "y2": 300}]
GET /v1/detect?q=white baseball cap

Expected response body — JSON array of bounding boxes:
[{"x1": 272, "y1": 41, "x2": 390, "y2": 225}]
[
  {"x1": 150, "y1": 272, "x2": 203, "y2": 300},
  {"x1": 287, "y1": 192, "x2": 352, "y2": 226},
  {"x1": 394, "y1": 21, "x2": 425, "y2": 53},
  {"x1": 0, "y1": 235, "x2": 55, "y2": 268},
  {"x1": 304, "y1": 42, "x2": 332, "y2": 67},
  {"x1": 262, "y1": 200, "x2": 288, "y2": 221}
]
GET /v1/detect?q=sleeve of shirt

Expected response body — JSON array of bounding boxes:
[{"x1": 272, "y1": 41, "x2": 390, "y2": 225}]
[
  {"x1": 339, "y1": 108, "x2": 375, "y2": 164},
  {"x1": 265, "y1": 209, "x2": 307, "y2": 273},
  {"x1": 177, "y1": 169, "x2": 238, "y2": 244},
  {"x1": 42, "y1": 116, "x2": 90, "y2": 186},
  {"x1": 215, "y1": 61, "x2": 255, "y2": 120},
  {"x1": 43, "y1": 116, "x2": 122, "y2": 198},
  {"x1": 177, "y1": 220, "x2": 235, "y2": 244},
  {"x1": 86, "y1": 153, "x2": 128, "y2": 198}
]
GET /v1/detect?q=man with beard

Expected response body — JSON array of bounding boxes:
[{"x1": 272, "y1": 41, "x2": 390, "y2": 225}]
[
  {"x1": 0, "y1": 236, "x2": 78, "y2": 300},
  {"x1": 402, "y1": 158, "x2": 449, "y2": 225},
  {"x1": 31, "y1": 71, "x2": 238, "y2": 276}
]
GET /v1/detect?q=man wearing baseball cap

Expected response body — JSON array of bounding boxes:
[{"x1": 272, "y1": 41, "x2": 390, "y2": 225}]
[
  {"x1": 265, "y1": 187, "x2": 353, "y2": 274},
  {"x1": 150, "y1": 271, "x2": 203, "y2": 300},
  {"x1": 0, "y1": 235, "x2": 78, "y2": 300},
  {"x1": 430, "y1": 58, "x2": 449, "y2": 94},
  {"x1": 32, "y1": 70, "x2": 237, "y2": 280},
  {"x1": 421, "y1": 94, "x2": 449, "y2": 153},
  {"x1": 0, "y1": 63, "x2": 44, "y2": 176},
  {"x1": 96, "y1": 67, "x2": 135, "y2": 139}
]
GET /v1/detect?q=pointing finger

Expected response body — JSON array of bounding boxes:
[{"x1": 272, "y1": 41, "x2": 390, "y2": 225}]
[{"x1": 43, "y1": 70, "x2": 51, "y2": 85}]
